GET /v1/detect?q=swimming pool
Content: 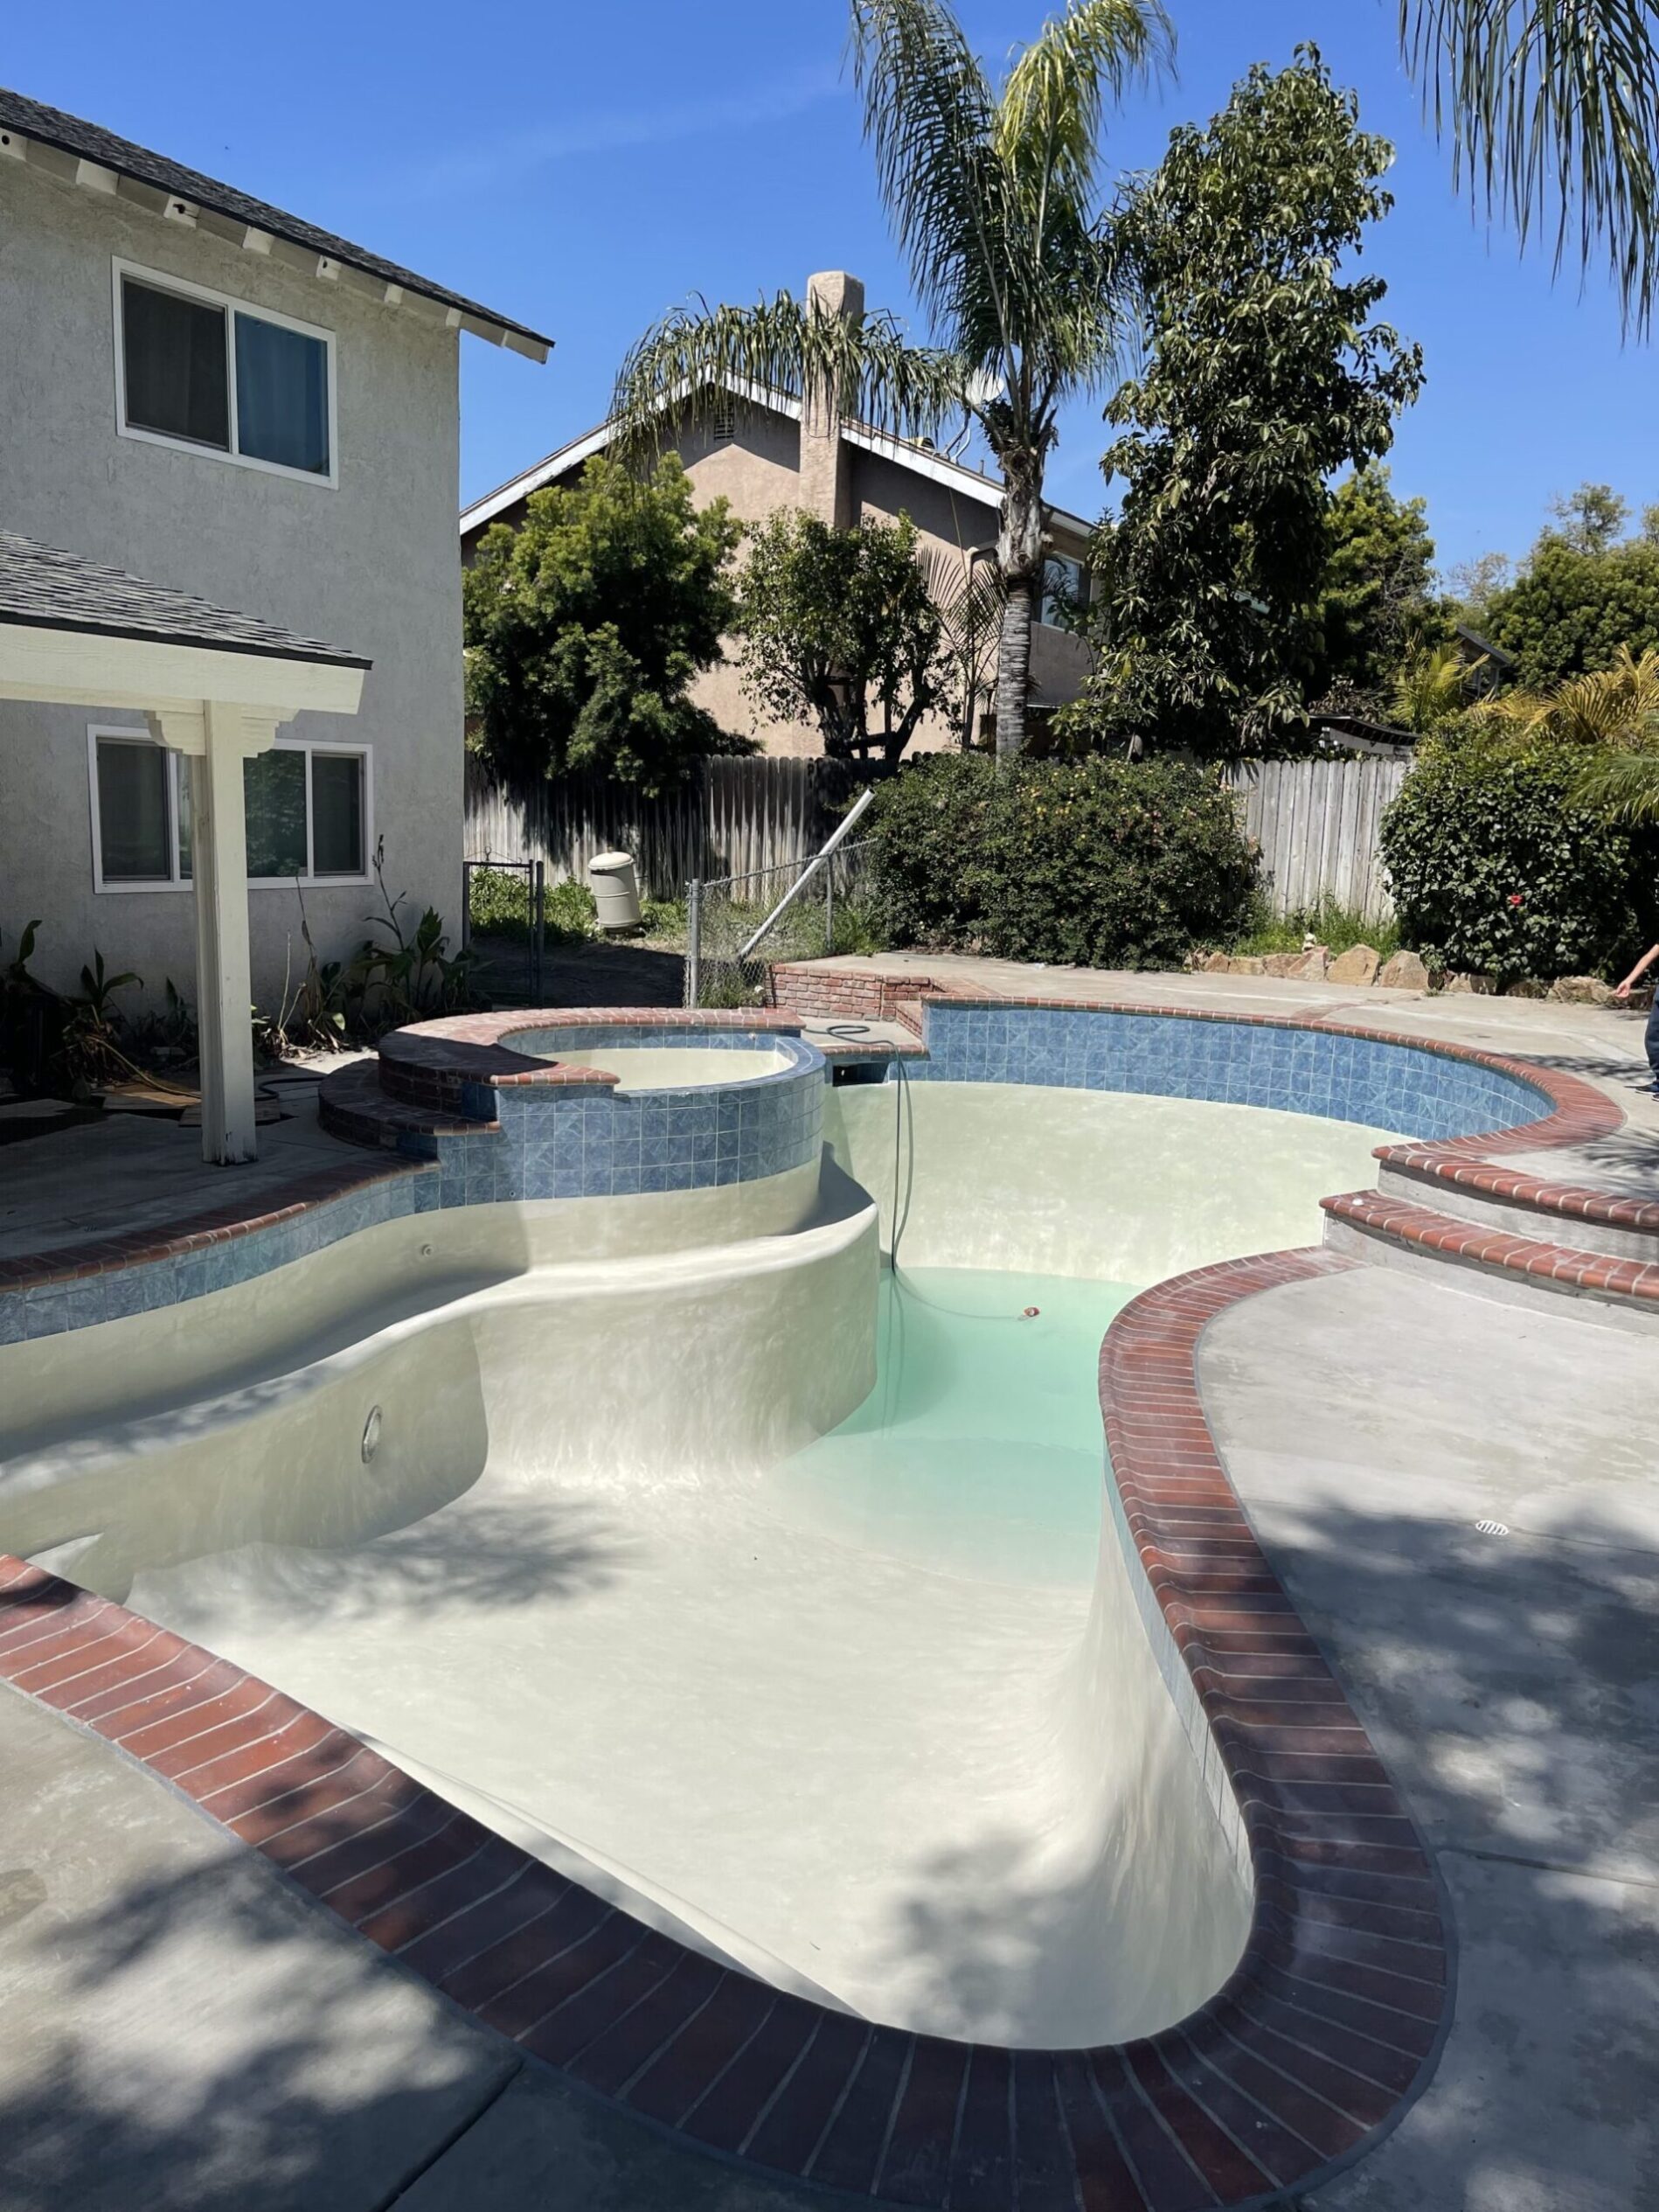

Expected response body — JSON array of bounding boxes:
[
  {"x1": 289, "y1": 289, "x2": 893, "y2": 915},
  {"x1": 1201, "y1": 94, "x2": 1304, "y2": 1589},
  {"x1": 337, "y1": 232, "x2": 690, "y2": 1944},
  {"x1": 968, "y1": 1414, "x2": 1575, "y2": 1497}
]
[{"x1": 0, "y1": 997, "x2": 1446, "y2": 2049}]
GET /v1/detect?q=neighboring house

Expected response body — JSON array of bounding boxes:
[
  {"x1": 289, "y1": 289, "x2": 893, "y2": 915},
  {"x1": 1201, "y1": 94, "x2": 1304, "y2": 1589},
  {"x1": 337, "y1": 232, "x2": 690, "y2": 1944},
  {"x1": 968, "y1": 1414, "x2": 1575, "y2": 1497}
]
[
  {"x1": 459, "y1": 271, "x2": 1095, "y2": 758},
  {"x1": 0, "y1": 85, "x2": 550, "y2": 1018},
  {"x1": 1453, "y1": 624, "x2": 1517, "y2": 697}
]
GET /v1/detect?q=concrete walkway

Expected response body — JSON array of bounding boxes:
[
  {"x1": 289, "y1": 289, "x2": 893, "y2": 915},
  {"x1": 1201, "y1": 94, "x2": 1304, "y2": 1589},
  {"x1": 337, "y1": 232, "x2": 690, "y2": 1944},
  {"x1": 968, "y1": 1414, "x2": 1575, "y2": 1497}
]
[
  {"x1": 1203, "y1": 1266, "x2": 1659, "y2": 2212},
  {"x1": 0, "y1": 1682, "x2": 843, "y2": 2210}
]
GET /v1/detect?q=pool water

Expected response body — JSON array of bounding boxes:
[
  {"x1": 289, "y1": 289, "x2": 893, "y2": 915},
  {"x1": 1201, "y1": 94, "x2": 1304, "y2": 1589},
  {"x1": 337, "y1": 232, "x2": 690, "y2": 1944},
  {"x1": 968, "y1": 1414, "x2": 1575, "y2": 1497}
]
[{"x1": 774, "y1": 1265, "x2": 1140, "y2": 1585}]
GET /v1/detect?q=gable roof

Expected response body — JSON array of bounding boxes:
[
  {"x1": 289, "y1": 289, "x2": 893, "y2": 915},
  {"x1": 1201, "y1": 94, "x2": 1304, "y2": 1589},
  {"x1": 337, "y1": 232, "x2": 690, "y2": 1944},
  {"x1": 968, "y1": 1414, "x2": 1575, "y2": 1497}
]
[
  {"x1": 0, "y1": 85, "x2": 552, "y2": 360},
  {"x1": 0, "y1": 532, "x2": 370, "y2": 668},
  {"x1": 458, "y1": 375, "x2": 1093, "y2": 539}
]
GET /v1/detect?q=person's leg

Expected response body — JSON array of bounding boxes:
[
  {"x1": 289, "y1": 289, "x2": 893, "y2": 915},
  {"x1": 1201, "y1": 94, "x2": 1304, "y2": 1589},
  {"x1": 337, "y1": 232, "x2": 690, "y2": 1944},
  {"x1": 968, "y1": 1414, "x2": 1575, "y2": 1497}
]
[{"x1": 1646, "y1": 988, "x2": 1659, "y2": 1087}]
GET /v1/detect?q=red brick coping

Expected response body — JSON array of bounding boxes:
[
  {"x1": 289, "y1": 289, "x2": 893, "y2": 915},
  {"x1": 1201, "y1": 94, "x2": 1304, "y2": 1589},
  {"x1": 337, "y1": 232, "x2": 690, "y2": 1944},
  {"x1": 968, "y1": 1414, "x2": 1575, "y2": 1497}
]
[
  {"x1": 1323, "y1": 1189, "x2": 1659, "y2": 1306},
  {"x1": 0, "y1": 1152, "x2": 429, "y2": 1296},
  {"x1": 0, "y1": 1245, "x2": 1454, "y2": 2210},
  {"x1": 380, "y1": 1007, "x2": 805, "y2": 1115},
  {"x1": 1376, "y1": 1144, "x2": 1659, "y2": 1235}
]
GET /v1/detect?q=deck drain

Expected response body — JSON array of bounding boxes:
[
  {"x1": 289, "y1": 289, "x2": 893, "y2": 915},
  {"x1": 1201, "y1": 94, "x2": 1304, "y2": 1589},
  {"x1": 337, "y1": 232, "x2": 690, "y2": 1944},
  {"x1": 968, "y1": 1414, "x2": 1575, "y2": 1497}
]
[
  {"x1": 361, "y1": 1405, "x2": 383, "y2": 1464},
  {"x1": 1475, "y1": 1518, "x2": 1510, "y2": 1536}
]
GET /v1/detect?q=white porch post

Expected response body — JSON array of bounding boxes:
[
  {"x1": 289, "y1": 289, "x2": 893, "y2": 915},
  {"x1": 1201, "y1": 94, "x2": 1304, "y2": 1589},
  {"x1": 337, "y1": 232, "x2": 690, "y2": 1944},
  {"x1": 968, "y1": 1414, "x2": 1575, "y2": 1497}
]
[{"x1": 151, "y1": 700, "x2": 280, "y2": 1165}]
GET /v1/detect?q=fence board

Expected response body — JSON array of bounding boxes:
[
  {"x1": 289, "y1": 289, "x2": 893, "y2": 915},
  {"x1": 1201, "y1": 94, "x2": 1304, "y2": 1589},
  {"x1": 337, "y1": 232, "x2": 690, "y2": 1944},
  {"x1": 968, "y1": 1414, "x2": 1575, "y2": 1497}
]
[
  {"x1": 464, "y1": 754, "x2": 857, "y2": 901},
  {"x1": 466, "y1": 749, "x2": 1407, "y2": 924},
  {"x1": 1225, "y1": 755, "x2": 1406, "y2": 923}
]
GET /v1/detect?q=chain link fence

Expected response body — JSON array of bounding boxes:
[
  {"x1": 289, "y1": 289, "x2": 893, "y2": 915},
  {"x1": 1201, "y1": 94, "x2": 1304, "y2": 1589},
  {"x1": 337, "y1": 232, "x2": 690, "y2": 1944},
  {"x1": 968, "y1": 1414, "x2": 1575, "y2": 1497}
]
[{"x1": 684, "y1": 839, "x2": 880, "y2": 1008}]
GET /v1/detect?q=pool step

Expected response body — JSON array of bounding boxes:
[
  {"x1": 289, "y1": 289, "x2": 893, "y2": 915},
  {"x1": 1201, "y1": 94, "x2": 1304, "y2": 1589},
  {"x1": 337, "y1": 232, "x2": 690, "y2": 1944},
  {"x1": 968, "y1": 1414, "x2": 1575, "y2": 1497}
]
[
  {"x1": 1375, "y1": 1143, "x2": 1659, "y2": 1265},
  {"x1": 1322, "y1": 1186, "x2": 1659, "y2": 1326},
  {"x1": 317, "y1": 1061, "x2": 499, "y2": 1158}
]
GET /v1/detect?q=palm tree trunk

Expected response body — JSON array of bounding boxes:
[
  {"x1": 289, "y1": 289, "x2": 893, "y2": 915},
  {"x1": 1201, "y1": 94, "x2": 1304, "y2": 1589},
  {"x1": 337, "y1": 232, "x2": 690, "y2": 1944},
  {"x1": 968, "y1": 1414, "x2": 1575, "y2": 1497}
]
[
  {"x1": 995, "y1": 466, "x2": 1045, "y2": 761},
  {"x1": 995, "y1": 581, "x2": 1033, "y2": 760}
]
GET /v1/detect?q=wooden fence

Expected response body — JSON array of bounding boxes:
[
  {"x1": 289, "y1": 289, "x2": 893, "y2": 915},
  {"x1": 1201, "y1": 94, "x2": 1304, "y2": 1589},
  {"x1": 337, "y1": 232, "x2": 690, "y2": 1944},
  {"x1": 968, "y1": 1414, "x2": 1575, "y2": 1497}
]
[
  {"x1": 467, "y1": 748, "x2": 1408, "y2": 920},
  {"x1": 1224, "y1": 755, "x2": 1406, "y2": 923},
  {"x1": 463, "y1": 753, "x2": 856, "y2": 900}
]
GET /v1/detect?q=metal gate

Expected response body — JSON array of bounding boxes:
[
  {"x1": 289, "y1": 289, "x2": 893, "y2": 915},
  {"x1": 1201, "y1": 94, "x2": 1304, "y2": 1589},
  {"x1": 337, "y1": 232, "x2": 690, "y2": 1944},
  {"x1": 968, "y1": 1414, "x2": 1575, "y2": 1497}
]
[{"x1": 462, "y1": 857, "x2": 546, "y2": 1005}]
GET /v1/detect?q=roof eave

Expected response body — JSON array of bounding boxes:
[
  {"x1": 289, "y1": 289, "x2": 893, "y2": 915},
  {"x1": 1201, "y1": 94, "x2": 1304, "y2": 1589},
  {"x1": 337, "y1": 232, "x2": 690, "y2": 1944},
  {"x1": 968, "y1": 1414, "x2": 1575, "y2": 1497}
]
[{"x1": 0, "y1": 103, "x2": 552, "y2": 359}]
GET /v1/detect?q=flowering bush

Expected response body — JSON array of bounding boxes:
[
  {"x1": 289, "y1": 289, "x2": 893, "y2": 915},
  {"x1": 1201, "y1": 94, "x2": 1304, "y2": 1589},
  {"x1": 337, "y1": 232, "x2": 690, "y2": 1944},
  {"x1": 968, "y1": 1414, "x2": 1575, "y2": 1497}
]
[{"x1": 1379, "y1": 728, "x2": 1659, "y2": 980}]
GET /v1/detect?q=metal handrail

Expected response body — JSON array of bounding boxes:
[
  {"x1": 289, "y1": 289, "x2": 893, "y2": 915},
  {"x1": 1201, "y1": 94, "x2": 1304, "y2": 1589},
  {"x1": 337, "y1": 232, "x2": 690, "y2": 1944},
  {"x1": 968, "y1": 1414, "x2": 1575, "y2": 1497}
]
[{"x1": 735, "y1": 788, "x2": 875, "y2": 961}]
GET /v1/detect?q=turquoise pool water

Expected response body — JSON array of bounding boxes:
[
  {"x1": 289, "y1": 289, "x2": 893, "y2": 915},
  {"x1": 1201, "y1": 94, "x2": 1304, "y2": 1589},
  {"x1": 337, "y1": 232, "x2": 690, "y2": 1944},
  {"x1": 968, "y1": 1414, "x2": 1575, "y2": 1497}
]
[{"x1": 773, "y1": 1265, "x2": 1140, "y2": 1586}]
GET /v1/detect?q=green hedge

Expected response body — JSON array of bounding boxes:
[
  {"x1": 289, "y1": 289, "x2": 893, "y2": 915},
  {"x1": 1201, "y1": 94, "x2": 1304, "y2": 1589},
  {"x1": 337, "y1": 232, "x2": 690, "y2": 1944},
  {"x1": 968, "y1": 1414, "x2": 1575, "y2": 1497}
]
[
  {"x1": 1379, "y1": 737, "x2": 1659, "y2": 981},
  {"x1": 868, "y1": 755, "x2": 1257, "y2": 968}
]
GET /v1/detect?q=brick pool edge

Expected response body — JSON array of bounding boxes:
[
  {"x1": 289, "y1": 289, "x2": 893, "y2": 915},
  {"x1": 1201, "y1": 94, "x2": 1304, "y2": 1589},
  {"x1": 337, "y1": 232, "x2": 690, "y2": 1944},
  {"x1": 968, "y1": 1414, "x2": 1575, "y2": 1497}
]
[{"x1": 0, "y1": 1242, "x2": 1454, "y2": 2212}]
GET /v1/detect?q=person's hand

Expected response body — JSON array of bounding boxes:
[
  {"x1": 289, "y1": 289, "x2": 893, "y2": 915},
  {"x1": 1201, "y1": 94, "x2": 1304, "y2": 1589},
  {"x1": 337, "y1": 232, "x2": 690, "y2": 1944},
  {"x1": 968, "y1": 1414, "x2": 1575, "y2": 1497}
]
[{"x1": 1614, "y1": 982, "x2": 1634, "y2": 1000}]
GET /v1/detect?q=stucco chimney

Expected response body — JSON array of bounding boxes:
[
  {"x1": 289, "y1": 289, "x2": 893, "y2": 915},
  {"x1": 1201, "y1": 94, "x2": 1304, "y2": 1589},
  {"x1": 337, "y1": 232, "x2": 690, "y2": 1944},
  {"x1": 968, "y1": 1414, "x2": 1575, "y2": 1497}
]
[{"x1": 800, "y1": 271, "x2": 864, "y2": 530}]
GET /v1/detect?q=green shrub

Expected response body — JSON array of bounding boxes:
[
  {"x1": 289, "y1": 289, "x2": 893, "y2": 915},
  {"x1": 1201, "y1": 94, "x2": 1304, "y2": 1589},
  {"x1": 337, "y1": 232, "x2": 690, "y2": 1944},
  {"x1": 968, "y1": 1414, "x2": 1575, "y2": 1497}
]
[
  {"x1": 1378, "y1": 734, "x2": 1659, "y2": 981},
  {"x1": 466, "y1": 868, "x2": 595, "y2": 946},
  {"x1": 868, "y1": 755, "x2": 1257, "y2": 969}
]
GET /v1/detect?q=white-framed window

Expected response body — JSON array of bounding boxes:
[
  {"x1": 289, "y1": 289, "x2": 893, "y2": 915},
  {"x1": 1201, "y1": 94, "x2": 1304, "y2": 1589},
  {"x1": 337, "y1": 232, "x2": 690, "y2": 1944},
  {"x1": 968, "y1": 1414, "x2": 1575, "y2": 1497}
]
[
  {"x1": 113, "y1": 259, "x2": 338, "y2": 485},
  {"x1": 88, "y1": 726, "x2": 372, "y2": 892},
  {"x1": 1039, "y1": 554, "x2": 1088, "y2": 630}
]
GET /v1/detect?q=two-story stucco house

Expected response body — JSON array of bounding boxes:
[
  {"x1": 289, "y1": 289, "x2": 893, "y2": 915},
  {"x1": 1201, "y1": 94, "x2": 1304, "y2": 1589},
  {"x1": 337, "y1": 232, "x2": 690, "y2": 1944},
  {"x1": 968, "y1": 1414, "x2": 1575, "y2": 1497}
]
[
  {"x1": 0, "y1": 86, "x2": 550, "y2": 1042},
  {"x1": 460, "y1": 272, "x2": 1094, "y2": 757}
]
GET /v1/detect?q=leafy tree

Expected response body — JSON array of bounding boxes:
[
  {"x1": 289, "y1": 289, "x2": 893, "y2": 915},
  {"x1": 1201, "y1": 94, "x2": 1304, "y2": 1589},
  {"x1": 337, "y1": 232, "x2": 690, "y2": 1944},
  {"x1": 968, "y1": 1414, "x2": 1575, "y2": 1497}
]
[
  {"x1": 1446, "y1": 551, "x2": 1516, "y2": 623},
  {"x1": 1314, "y1": 464, "x2": 1439, "y2": 699},
  {"x1": 1546, "y1": 481, "x2": 1629, "y2": 553},
  {"x1": 463, "y1": 456, "x2": 746, "y2": 796},
  {"x1": 1482, "y1": 532, "x2": 1659, "y2": 686},
  {"x1": 1399, "y1": 3, "x2": 1659, "y2": 329},
  {"x1": 612, "y1": 0, "x2": 1170, "y2": 760},
  {"x1": 734, "y1": 511, "x2": 954, "y2": 773},
  {"x1": 1068, "y1": 48, "x2": 1424, "y2": 756}
]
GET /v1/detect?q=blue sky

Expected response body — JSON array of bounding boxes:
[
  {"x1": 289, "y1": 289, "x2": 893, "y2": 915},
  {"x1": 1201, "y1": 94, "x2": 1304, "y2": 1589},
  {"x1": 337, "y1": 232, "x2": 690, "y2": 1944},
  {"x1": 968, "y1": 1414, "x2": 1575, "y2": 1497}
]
[{"x1": 10, "y1": 0, "x2": 1654, "y2": 574}]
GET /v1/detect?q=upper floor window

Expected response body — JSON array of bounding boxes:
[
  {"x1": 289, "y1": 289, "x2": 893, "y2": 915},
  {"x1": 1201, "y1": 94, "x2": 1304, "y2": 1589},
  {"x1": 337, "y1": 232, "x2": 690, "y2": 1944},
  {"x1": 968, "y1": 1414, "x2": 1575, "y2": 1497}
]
[
  {"x1": 115, "y1": 261, "x2": 336, "y2": 483},
  {"x1": 1039, "y1": 554, "x2": 1088, "y2": 630}
]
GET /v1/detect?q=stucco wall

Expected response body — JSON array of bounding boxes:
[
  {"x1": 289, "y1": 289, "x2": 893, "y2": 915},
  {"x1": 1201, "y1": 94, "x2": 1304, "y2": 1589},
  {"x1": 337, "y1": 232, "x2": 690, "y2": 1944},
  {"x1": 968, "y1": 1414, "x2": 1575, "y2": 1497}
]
[
  {"x1": 465, "y1": 400, "x2": 1094, "y2": 761},
  {"x1": 0, "y1": 157, "x2": 464, "y2": 1010}
]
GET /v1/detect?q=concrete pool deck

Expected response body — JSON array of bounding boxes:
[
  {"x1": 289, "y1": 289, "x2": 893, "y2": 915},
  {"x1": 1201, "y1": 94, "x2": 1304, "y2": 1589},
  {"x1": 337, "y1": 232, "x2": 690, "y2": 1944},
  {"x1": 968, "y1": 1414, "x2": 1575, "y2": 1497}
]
[{"x1": 0, "y1": 966, "x2": 1656, "y2": 2207}]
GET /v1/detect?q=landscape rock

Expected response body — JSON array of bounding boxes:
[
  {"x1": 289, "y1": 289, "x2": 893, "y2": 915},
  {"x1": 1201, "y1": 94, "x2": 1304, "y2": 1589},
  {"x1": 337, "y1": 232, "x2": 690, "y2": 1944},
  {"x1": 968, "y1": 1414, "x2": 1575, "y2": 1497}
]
[
  {"x1": 1200, "y1": 950, "x2": 1232, "y2": 973},
  {"x1": 1440, "y1": 971, "x2": 1496, "y2": 995},
  {"x1": 1288, "y1": 946, "x2": 1329, "y2": 981},
  {"x1": 1505, "y1": 977, "x2": 1550, "y2": 999},
  {"x1": 1228, "y1": 956, "x2": 1267, "y2": 975},
  {"x1": 1261, "y1": 952, "x2": 1302, "y2": 977},
  {"x1": 1378, "y1": 949, "x2": 1430, "y2": 991},
  {"x1": 1327, "y1": 943, "x2": 1380, "y2": 986},
  {"x1": 1547, "y1": 975, "x2": 1615, "y2": 1006}
]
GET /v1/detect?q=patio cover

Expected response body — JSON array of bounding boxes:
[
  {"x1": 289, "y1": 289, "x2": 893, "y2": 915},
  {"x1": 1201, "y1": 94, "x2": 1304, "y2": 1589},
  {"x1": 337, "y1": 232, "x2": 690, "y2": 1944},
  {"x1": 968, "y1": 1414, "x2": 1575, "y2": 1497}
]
[{"x1": 0, "y1": 532, "x2": 369, "y2": 1165}]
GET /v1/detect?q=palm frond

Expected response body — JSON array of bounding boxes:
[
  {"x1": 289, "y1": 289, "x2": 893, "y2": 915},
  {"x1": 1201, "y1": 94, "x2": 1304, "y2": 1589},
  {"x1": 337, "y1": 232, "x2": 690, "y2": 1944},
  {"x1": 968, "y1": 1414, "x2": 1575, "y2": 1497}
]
[
  {"x1": 1400, "y1": 1, "x2": 1659, "y2": 330},
  {"x1": 996, "y1": 0, "x2": 1171, "y2": 211},
  {"x1": 1569, "y1": 747, "x2": 1659, "y2": 819},
  {"x1": 1477, "y1": 644, "x2": 1659, "y2": 747},
  {"x1": 611, "y1": 290, "x2": 966, "y2": 460},
  {"x1": 850, "y1": 0, "x2": 1015, "y2": 359}
]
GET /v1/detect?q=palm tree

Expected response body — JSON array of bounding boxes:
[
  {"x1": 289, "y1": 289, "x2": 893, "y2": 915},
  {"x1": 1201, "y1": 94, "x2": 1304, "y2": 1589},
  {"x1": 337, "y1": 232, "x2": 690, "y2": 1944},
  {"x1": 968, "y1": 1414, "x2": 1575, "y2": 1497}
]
[
  {"x1": 612, "y1": 0, "x2": 1170, "y2": 758},
  {"x1": 1391, "y1": 641, "x2": 1481, "y2": 734},
  {"x1": 1399, "y1": 3, "x2": 1659, "y2": 328},
  {"x1": 1476, "y1": 644, "x2": 1659, "y2": 817}
]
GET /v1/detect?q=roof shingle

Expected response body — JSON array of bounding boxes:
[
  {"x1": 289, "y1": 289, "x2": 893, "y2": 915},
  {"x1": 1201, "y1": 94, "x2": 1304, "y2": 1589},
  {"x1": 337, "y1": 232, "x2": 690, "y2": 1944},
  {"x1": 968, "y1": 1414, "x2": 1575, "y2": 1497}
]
[
  {"x1": 0, "y1": 532, "x2": 371, "y2": 668},
  {"x1": 0, "y1": 84, "x2": 552, "y2": 355}
]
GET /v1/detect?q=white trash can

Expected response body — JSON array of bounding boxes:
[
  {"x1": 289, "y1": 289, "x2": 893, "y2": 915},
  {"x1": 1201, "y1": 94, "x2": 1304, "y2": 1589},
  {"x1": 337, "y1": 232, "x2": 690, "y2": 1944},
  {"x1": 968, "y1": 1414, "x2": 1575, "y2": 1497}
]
[{"x1": 587, "y1": 850, "x2": 642, "y2": 935}]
